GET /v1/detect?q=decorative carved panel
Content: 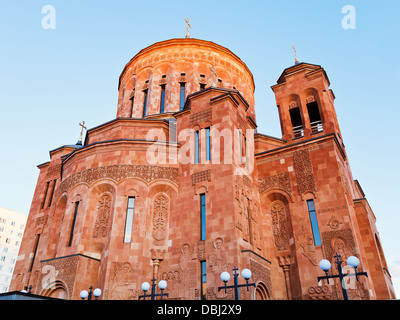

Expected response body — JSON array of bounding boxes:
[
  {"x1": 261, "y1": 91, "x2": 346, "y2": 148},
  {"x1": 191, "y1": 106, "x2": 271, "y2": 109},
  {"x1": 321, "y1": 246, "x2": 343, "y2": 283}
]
[
  {"x1": 293, "y1": 149, "x2": 316, "y2": 194},
  {"x1": 108, "y1": 261, "x2": 138, "y2": 300},
  {"x1": 191, "y1": 170, "x2": 211, "y2": 185},
  {"x1": 258, "y1": 172, "x2": 292, "y2": 195},
  {"x1": 93, "y1": 194, "x2": 112, "y2": 239},
  {"x1": 189, "y1": 108, "x2": 212, "y2": 125},
  {"x1": 270, "y1": 201, "x2": 289, "y2": 251},
  {"x1": 152, "y1": 193, "x2": 169, "y2": 245},
  {"x1": 58, "y1": 165, "x2": 179, "y2": 195}
]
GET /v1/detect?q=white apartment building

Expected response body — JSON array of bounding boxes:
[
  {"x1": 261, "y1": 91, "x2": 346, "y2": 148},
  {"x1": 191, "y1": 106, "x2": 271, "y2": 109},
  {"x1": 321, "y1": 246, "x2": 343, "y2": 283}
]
[{"x1": 0, "y1": 207, "x2": 27, "y2": 293}]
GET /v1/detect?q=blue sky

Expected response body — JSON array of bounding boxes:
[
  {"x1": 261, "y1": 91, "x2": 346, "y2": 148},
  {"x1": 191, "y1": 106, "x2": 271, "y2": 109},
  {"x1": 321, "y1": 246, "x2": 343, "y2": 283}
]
[{"x1": 0, "y1": 0, "x2": 399, "y2": 297}]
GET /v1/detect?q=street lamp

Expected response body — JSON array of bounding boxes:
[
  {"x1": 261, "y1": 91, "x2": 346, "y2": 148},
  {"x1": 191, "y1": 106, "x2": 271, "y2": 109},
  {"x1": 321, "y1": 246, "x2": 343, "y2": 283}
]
[
  {"x1": 317, "y1": 252, "x2": 368, "y2": 300},
  {"x1": 80, "y1": 285, "x2": 102, "y2": 300},
  {"x1": 218, "y1": 266, "x2": 256, "y2": 300},
  {"x1": 139, "y1": 278, "x2": 169, "y2": 300}
]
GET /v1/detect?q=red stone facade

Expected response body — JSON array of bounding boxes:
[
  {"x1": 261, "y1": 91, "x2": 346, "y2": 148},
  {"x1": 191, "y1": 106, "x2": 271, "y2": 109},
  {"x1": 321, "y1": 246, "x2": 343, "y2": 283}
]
[{"x1": 10, "y1": 38, "x2": 396, "y2": 300}]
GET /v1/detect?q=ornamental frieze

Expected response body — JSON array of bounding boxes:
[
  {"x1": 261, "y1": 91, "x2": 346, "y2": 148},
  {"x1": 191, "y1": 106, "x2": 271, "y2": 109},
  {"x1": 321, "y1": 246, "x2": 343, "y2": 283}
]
[{"x1": 58, "y1": 164, "x2": 179, "y2": 195}]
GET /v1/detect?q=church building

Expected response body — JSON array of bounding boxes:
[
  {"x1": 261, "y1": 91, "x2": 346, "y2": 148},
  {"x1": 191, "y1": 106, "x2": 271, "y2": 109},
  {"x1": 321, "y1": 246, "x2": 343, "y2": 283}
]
[{"x1": 9, "y1": 37, "x2": 396, "y2": 300}]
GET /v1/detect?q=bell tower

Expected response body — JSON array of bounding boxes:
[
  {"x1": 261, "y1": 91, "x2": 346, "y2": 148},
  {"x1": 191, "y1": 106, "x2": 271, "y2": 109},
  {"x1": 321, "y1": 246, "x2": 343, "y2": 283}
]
[{"x1": 271, "y1": 62, "x2": 342, "y2": 142}]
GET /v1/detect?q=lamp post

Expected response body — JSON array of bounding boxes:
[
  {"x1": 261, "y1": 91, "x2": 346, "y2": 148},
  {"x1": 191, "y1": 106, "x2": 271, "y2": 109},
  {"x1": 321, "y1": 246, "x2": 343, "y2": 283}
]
[
  {"x1": 317, "y1": 253, "x2": 368, "y2": 300},
  {"x1": 218, "y1": 266, "x2": 256, "y2": 300},
  {"x1": 139, "y1": 278, "x2": 169, "y2": 300},
  {"x1": 80, "y1": 286, "x2": 102, "y2": 300}
]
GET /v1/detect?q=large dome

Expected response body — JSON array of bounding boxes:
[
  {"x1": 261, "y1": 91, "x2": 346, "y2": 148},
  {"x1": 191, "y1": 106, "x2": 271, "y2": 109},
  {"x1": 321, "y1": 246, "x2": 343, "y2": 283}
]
[{"x1": 116, "y1": 38, "x2": 256, "y2": 120}]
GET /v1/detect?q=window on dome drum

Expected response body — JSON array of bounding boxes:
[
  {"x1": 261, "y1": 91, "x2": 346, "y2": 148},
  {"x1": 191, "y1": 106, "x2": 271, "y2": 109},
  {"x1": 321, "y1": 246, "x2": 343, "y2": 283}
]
[
  {"x1": 129, "y1": 94, "x2": 135, "y2": 118},
  {"x1": 290, "y1": 107, "x2": 304, "y2": 138},
  {"x1": 123, "y1": 197, "x2": 135, "y2": 243},
  {"x1": 68, "y1": 201, "x2": 80, "y2": 247},
  {"x1": 180, "y1": 83, "x2": 186, "y2": 110},
  {"x1": 307, "y1": 101, "x2": 323, "y2": 133},
  {"x1": 195, "y1": 130, "x2": 200, "y2": 164},
  {"x1": 41, "y1": 181, "x2": 50, "y2": 210},
  {"x1": 200, "y1": 74, "x2": 206, "y2": 91},
  {"x1": 143, "y1": 89, "x2": 148, "y2": 117},
  {"x1": 307, "y1": 199, "x2": 322, "y2": 246},
  {"x1": 200, "y1": 194, "x2": 206, "y2": 241},
  {"x1": 160, "y1": 84, "x2": 166, "y2": 113},
  {"x1": 201, "y1": 260, "x2": 207, "y2": 300}
]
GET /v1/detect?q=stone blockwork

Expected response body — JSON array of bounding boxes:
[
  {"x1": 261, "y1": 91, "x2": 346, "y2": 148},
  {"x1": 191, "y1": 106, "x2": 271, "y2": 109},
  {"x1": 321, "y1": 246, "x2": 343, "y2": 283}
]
[{"x1": 10, "y1": 39, "x2": 395, "y2": 300}]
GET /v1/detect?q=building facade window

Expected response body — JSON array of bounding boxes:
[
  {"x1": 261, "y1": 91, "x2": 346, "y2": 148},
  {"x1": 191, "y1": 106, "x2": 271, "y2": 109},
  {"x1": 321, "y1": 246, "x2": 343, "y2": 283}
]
[
  {"x1": 307, "y1": 199, "x2": 321, "y2": 246},
  {"x1": 68, "y1": 201, "x2": 80, "y2": 247},
  {"x1": 195, "y1": 130, "x2": 200, "y2": 164},
  {"x1": 41, "y1": 181, "x2": 50, "y2": 210},
  {"x1": 205, "y1": 127, "x2": 211, "y2": 161},
  {"x1": 48, "y1": 179, "x2": 57, "y2": 207},
  {"x1": 28, "y1": 234, "x2": 40, "y2": 272},
  {"x1": 201, "y1": 260, "x2": 207, "y2": 300},
  {"x1": 160, "y1": 84, "x2": 166, "y2": 113},
  {"x1": 143, "y1": 89, "x2": 148, "y2": 117},
  {"x1": 124, "y1": 197, "x2": 135, "y2": 243},
  {"x1": 180, "y1": 83, "x2": 186, "y2": 110},
  {"x1": 129, "y1": 94, "x2": 135, "y2": 118},
  {"x1": 200, "y1": 194, "x2": 206, "y2": 241}
]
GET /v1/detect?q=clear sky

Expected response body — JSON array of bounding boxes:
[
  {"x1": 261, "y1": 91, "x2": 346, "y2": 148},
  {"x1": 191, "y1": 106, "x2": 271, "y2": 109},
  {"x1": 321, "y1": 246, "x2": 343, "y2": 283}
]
[{"x1": 0, "y1": 0, "x2": 399, "y2": 297}]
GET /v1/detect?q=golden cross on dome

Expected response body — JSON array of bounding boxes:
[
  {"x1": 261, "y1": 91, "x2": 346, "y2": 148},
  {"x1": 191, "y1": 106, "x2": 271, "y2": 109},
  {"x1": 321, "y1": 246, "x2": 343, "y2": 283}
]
[
  {"x1": 185, "y1": 18, "x2": 191, "y2": 38},
  {"x1": 293, "y1": 45, "x2": 299, "y2": 64},
  {"x1": 79, "y1": 121, "x2": 87, "y2": 141}
]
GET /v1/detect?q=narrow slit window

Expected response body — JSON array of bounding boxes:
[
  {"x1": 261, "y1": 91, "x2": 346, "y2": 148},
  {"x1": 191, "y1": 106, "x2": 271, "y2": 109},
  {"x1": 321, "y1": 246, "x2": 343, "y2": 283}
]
[
  {"x1": 47, "y1": 179, "x2": 57, "y2": 207},
  {"x1": 205, "y1": 127, "x2": 211, "y2": 161},
  {"x1": 41, "y1": 181, "x2": 50, "y2": 210},
  {"x1": 180, "y1": 83, "x2": 186, "y2": 110},
  {"x1": 143, "y1": 89, "x2": 148, "y2": 117},
  {"x1": 200, "y1": 74, "x2": 206, "y2": 91},
  {"x1": 129, "y1": 94, "x2": 135, "y2": 118},
  {"x1": 201, "y1": 261, "x2": 207, "y2": 300},
  {"x1": 307, "y1": 199, "x2": 322, "y2": 246},
  {"x1": 160, "y1": 84, "x2": 166, "y2": 113},
  {"x1": 195, "y1": 130, "x2": 200, "y2": 164},
  {"x1": 124, "y1": 197, "x2": 135, "y2": 243},
  {"x1": 68, "y1": 201, "x2": 80, "y2": 247},
  {"x1": 28, "y1": 234, "x2": 41, "y2": 272},
  {"x1": 200, "y1": 194, "x2": 206, "y2": 241}
]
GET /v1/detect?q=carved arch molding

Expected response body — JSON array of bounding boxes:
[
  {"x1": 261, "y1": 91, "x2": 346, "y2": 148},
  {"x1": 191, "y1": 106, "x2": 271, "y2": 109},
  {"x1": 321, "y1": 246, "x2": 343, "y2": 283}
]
[{"x1": 58, "y1": 164, "x2": 179, "y2": 195}]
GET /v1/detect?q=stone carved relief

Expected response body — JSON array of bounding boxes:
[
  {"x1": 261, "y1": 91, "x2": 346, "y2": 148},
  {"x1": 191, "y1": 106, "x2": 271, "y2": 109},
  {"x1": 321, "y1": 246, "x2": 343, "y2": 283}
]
[
  {"x1": 197, "y1": 240, "x2": 206, "y2": 261},
  {"x1": 293, "y1": 149, "x2": 317, "y2": 194},
  {"x1": 161, "y1": 270, "x2": 182, "y2": 299},
  {"x1": 179, "y1": 243, "x2": 197, "y2": 291},
  {"x1": 250, "y1": 259, "x2": 273, "y2": 299},
  {"x1": 258, "y1": 172, "x2": 292, "y2": 195},
  {"x1": 234, "y1": 175, "x2": 253, "y2": 242},
  {"x1": 306, "y1": 95, "x2": 315, "y2": 104},
  {"x1": 35, "y1": 215, "x2": 48, "y2": 235},
  {"x1": 38, "y1": 255, "x2": 80, "y2": 299},
  {"x1": 208, "y1": 237, "x2": 229, "y2": 299},
  {"x1": 93, "y1": 194, "x2": 112, "y2": 239},
  {"x1": 152, "y1": 193, "x2": 169, "y2": 245},
  {"x1": 58, "y1": 165, "x2": 179, "y2": 196},
  {"x1": 293, "y1": 216, "x2": 317, "y2": 266},
  {"x1": 270, "y1": 201, "x2": 290, "y2": 252},
  {"x1": 321, "y1": 229, "x2": 369, "y2": 300},
  {"x1": 305, "y1": 285, "x2": 331, "y2": 300},
  {"x1": 108, "y1": 262, "x2": 138, "y2": 300},
  {"x1": 327, "y1": 215, "x2": 343, "y2": 230}
]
